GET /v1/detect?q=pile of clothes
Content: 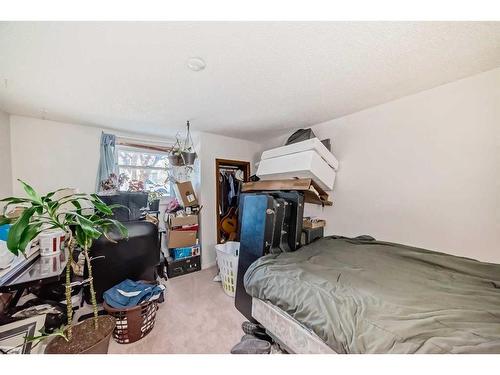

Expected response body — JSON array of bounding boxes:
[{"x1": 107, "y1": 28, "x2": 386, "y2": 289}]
[{"x1": 103, "y1": 279, "x2": 165, "y2": 309}]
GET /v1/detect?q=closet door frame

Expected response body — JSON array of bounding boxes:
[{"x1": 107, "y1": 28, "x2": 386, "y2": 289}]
[{"x1": 215, "y1": 158, "x2": 251, "y2": 244}]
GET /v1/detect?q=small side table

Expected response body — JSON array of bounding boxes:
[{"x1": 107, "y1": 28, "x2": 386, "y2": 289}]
[{"x1": 0, "y1": 251, "x2": 68, "y2": 308}]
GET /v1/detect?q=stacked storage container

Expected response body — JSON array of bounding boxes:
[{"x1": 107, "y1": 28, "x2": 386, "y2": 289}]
[
  {"x1": 256, "y1": 138, "x2": 339, "y2": 191},
  {"x1": 166, "y1": 213, "x2": 201, "y2": 278}
]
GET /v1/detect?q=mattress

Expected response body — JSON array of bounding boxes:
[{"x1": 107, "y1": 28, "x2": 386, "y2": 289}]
[
  {"x1": 244, "y1": 236, "x2": 500, "y2": 354},
  {"x1": 252, "y1": 298, "x2": 336, "y2": 354},
  {"x1": 256, "y1": 150, "x2": 336, "y2": 191},
  {"x1": 261, "y1": 138, "x2": 339, "y2": 170}
]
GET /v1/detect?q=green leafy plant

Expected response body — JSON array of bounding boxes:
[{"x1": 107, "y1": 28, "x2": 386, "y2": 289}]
[
  {"x1": 0, "y1": 180, "x2": 128, "y2": 342},
  {"x1": 147, "y1": 190, "x2": 165, "y2": 204}
]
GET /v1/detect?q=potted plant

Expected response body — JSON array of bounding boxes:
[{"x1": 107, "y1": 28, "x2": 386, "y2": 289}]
[
  {"x1": 99, "y1": 173, "x2": 118, "y2": 195},
  {"x1": 167, "y1": 121, "x2": 197, "y2": 167},
  {"x1": 167, "y1": 138, "x2": 185, "y2": 167},
  {"x1": 181, "y1": 120, "x2": 197, "y2": 166},
  {"x1": 127, "y1": 179, "x2": 144, "y2": 192},
  {"x1": 181, "y1": 146, "x2": 197, "y2": 166},
  {"x1": 147, "y1": 190, "x2": 164, "y2": 211},
  {"x1": 0, "y1": 180, "x2": 128, "y2": 354}
]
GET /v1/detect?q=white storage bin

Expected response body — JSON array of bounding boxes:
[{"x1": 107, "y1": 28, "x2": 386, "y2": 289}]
[
  {"x1": 257, "y1": 150, "x2": 336, "y2": 191},
  {"x1": 261, "y1": 138, "x2": 339, "y2": 171},
  {"x1": 39, "y1": 229, "x2": 66, "y2": 256},
  {"x1": 215, "y1": 241, "x2": 239, "y2": 297}
]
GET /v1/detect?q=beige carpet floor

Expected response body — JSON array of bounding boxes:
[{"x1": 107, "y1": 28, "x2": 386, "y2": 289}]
[{"x1": 108, "y1": 266, "x2": 246, "y2": 354}]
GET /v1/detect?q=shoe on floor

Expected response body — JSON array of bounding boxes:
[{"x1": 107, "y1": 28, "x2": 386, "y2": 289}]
[
  {"x1": 230, "y1": 337, "x2": 271, "y2": 354},
  {"x1": 242, "y1": 321, "x2": 262, "y2": 335},
  {"x1": 241, "y1": 321, "x2": 273, "y2": 343}
]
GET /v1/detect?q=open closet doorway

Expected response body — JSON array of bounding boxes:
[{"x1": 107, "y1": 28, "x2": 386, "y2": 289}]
[{"x1": 215, "y1": 158, "x2": 251, "y2": 244}]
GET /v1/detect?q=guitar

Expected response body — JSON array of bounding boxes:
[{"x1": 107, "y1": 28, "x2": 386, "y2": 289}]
[{"x1": 220, "y1": 206, "x2": 238, "y2": 241}]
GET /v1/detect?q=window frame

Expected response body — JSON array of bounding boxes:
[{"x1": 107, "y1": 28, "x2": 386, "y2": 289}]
[{"x1": 115, "y1": 142, "x2": 172, "y2": 195}]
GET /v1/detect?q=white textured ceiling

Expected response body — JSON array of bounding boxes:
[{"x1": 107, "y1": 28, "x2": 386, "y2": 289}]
[{"x1": 0, "y1": 22, "x2": 500, "y2": 140}]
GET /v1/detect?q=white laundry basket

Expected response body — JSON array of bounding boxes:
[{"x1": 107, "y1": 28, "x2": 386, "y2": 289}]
[{"x1": 215, "y1": 241, "x2": 239, "y2": 297}]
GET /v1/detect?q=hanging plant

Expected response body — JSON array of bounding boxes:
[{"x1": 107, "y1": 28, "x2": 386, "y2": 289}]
[
  {"x1": 181, "y1": 120, "x2": 197, "y2": 166},
  {"x1": 167, "y1": 137, "x2": 185, "y2": 167},
  {"x1": 167, "y1": 121, "x2": 198, "y2": 167}
]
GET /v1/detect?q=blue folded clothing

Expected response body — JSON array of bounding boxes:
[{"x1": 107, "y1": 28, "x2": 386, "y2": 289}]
[{"x1": 103, "y1": 279, "x2": 165, "y2": 309}]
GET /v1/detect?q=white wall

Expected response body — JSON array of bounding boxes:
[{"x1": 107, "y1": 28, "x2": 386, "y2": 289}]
[
  {"x1": 9, "y1": 115, "x2": 174, "y2": 196},
  {"x1": 0, "y1": 111, "x2": 13, "y2": 200},
  {"x1": 197, "y1": 132, "x2": 262, "y2": 269},
  {"x1": 10, "y1": 116, "x2": 103, "y2": 196},
  {"x1": 303, "y1": 67, "x2": 500, "y2": 264}
]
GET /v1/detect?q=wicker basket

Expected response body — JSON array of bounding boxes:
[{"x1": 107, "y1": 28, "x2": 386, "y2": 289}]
[{"x1": 103, "y1": 300, "x2": 159, "y2": 344}]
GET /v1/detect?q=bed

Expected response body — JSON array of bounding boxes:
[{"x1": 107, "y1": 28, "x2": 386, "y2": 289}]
[{"x1": 244, "y1": 236, "x2": 500, "y2": 354}]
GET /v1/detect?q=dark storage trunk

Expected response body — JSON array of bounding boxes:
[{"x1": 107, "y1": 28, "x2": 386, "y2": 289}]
[
  {"x1": 235, "y1": 192, "x2": 305, "y2": 321},
  {"x1": 166, "y1": 255, "x2": 201, "y2": 278}
]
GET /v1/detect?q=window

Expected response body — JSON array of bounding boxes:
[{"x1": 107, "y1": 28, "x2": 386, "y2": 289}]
[{"x1": 116, "y1": 144, "x2": 172, "y2": 196}]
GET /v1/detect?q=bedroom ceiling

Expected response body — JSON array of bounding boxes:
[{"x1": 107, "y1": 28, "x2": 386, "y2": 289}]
[{"x1": 0, "y1": 22, "x2": 499, "y2": 141}]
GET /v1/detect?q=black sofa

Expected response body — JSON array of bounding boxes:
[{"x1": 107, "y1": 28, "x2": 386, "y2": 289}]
[{"x1": 84, "y1": 192, "x2": 160, "y2": 303}]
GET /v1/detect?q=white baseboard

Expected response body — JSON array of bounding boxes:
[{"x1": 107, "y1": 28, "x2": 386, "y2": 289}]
[{"x1": 202, "y1": 261, "x2": 217, "y2": 270}]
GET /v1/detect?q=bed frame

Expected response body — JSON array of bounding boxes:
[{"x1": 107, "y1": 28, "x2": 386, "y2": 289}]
[{"x1": 252, "y1": 298, "x2": 336, "y2": 354}]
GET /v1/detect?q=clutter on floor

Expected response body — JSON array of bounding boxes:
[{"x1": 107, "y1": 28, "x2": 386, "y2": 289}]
[{"x1": 164, "y1": 185, "x2": 202, "y2": 278}]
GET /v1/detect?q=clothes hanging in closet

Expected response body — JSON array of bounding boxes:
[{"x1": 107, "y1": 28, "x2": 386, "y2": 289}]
[{"x1": 219, "y1": 170, "x2": 243, "y2": 216}]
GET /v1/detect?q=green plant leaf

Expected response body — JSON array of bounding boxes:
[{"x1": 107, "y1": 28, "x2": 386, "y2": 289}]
[
  {"x1": 18, "y1": 180, "x2": 42, "y2": 204},
  {"x1": 69, "y1": 200, "x2": 83, "y2": 216},
  {"x1": 90, "y1": 193, "x2": 105, "y2": 204},
  {"x1": 43, "y1": 187, "x2": 74, "y2": 202},
  {"x1": 56, "y1": 193, "x2": 88, "y2": 201},
  {"x1": 25, "y1": 326, "x2": 68, "y2": 344},
  {"x1": 76, "y1": 216, "x2": 102, "y2": 240},
  {"x1": 34, "y1": 203, "x2": 44, "y2": 215},
  {"x1": 91, "y1": 200, "x2": 113, "y2": 216},
  {"x1": 18, "y1": 222, "x2": 43, "y2": 254},
  {"x1": 7, "y1": 206, "x2": 37, "y2": 254},
  {"x1": 0, "y1": 215, "x2": 14, "y2": 226},
  {"x1": 75, "y1": 225, "x2": 92, "y2": 249},
  {"x1": 104, "y1": 219, "x2": 128, "y2": 238},
  {"x1": 0, "y1": 197, "x2": 30, "y2": 204},
  {"x1": 105, "y1": 204, "x2": 130, "y2": 217}
]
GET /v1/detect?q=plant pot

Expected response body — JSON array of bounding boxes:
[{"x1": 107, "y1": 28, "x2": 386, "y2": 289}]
[
  {"x1": 168, "y1": 154, "x2": 185, "y2": 166},
  {"x1": 44, "y1": 315, "x2": 115, "y2": 354},
  {"x1": 149, "y1": 199, "x2": 160, "y2": 211},
  {"x1": 181, "y1": 151, "x2": 197, "y2": 165}
]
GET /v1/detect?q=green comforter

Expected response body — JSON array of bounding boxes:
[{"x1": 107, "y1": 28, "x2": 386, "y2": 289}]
[{"x1": 244, "y1": 236, "x2": 500, "y2": 353}]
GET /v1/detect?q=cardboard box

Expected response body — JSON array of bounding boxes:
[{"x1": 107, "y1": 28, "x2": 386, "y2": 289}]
[
  {"x1": 170, "y1": 245, "x2": 201, "y2": 260},
  {"x1": 175, "y1": 181, "x2": 198, "y2": 207},
  {"x1": 242, "y1": 178, "x2": 332, "y2": 206},
  {"x1": 167, "y1": 230, "x2": 197, "y2": 248},
  {"x1": 169, "y1": 214, "x2": 198, "y2": 228}
]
